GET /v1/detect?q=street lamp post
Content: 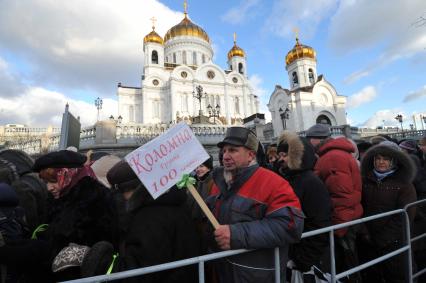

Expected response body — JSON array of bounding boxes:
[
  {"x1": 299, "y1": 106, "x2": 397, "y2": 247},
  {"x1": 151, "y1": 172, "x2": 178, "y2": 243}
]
[
  {"x1": 279, "y1": 107, "x2": 290, "y2": 130},
  {"x1": 207, "y1": 104, "x2": 220, "y2": 124},
  {"x1": 409, "y1": 124, "x2": 414, "y2": 131},
  {"x1": 193, "y1": 85, "x2": 207, "y2": 117},
  {"x1": 395, "y1": 114, "x2": 404, "y2": 137},
  {"x1": 95, "y1": 97, "x2": 103, "y2": 121}
]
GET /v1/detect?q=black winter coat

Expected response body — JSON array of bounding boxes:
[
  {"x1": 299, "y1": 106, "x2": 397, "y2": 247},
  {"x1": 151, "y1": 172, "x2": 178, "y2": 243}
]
[
  {"x1": 277, "y1": 132, "x2": 332, "y2": 271},
  {"x1": 117, "y1": 186, "x2": 200, "y2": 283},
  {"x1": 45, "y1": 176, "x2": 118, "y2": 258},
  {"x1": 361, "y1": 144, "x2": 417, "y2": 248}
]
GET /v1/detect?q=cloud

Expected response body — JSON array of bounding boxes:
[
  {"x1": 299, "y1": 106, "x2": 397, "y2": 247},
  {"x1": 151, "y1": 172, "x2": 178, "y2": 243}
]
[
  {"x1": 0, "y1": 0, "x2": 182, "y2": 96},
  {"x1": 249, "y1": 74, "x2": 271, "y2": 121},
  {"x1": 221, "y1": 0, "x2": 261, "y2": 25},
  {"x1": 403, "y1": 85, "x2": 426, "y2": 102},
  {"x1": 264, "y1": 0, "x2": 338, "y2": 39},
  {"x1": 347, "y1": 86, "x2": 377, "y2": 108},
  {"x1": 360, "y1": 109, "x2": 403, "y2": 128},
  {"x1": 329, "y1": 0, "x2": 426, "y2": 83},
  {"x1": 0, "y1": 87, "x2": 117, "y2": 126},
  {"x1": 344, "y1": 70, "x2": 371, "y2": 85},
  {"x1": 0, "y1": 56, "x2": 28, "y2": 98}
]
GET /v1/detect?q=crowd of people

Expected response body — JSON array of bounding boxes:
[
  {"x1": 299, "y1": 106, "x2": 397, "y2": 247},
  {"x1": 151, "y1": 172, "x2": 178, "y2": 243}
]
[{"x1": 0, "y1": 124, "x2": 424, "y2": 283}]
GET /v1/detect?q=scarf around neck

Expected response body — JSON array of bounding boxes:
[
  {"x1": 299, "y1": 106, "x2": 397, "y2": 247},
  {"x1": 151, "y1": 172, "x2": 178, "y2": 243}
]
[
  {"x1": 373, "y1": 168, "x2": 396, "y2": 181},
  {"x1": 52, "y1": 166, "x2": 96, "y2": 198}
]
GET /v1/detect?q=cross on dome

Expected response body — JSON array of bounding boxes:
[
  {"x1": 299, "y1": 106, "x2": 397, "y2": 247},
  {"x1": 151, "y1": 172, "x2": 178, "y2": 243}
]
[
  {"x1": 292, "y1": 27, "x2": 300, "y2": 43},
  {"x1": 150, "y1": 17, "x2": 157, "y2": 30}
]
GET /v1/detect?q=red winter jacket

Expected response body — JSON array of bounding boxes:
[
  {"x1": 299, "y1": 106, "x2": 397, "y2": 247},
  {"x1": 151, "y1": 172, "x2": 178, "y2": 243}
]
[
  {"x1": 205, "y1": 165, "x2": 304, "y2": 283},
  {"x1": 314, "y1": 138, "x2": 363, "y2": 237}
]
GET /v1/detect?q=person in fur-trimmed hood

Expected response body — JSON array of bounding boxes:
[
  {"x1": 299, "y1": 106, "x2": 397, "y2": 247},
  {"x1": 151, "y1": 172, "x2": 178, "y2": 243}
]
[
  {"x1": 276, "y1": 131, "x2": 332, "y2": 274},
  {"x1": 361, "y1": 142, "x2": 417, "y2": 283}
]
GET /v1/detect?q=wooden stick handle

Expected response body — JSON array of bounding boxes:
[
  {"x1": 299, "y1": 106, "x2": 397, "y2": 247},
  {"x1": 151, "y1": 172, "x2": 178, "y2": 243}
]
[{"x1": 187, "y1": 184, "x2": 220, "y2": 229}]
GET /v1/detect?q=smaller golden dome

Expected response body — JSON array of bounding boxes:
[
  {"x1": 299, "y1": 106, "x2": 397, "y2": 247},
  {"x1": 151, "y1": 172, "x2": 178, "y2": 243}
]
[
  {"x1": 285, "y1": 38, "x2": 316, "y2": 66},
  {"x1": 227, "y1": 33, "x2": 245, "y2": 60},
  {"x1": 144, "y1": 27, "x2": 164, "y2": 45}
]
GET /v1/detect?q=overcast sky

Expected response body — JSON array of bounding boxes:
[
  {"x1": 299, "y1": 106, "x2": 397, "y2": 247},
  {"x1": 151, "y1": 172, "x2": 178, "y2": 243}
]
[{"x1": 0, "y1": 0, "x2": 425, "y2": 129}]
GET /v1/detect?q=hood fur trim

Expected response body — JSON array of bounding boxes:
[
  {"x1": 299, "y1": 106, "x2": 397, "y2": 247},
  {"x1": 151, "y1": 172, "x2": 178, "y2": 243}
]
[
  {"x1": 277, "y1": 131, "x2": 304, "y2": 170},
  {"x1": 361, "y1": 144, "x2": 416, "y2": 183}
]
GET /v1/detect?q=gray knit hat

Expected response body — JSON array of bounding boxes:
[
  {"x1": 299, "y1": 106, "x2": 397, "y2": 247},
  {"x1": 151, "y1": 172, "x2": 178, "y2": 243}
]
[{"x1": 305, "y1": 124, "x2": 331, "y2": 138}]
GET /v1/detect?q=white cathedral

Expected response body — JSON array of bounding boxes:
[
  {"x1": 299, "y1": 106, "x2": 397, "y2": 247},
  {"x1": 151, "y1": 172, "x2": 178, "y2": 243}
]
[
  {"x1": 117, "y1": 8, "x2": 259, "y2": 126},
  {"x1": 268, "y1": 37, "x2": 347, "y2": 136}
]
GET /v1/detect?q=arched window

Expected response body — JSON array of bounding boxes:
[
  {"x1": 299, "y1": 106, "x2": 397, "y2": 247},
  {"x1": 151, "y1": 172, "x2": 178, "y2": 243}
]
[
  {"x1": 182, "y1": 51, "x2": 187, "y2": 64},
  {"x1": 235, "y1": 97, "x2": 240, "y2": 114},
  {"x1": 292, "y1": 72, "x2": 299, "y2": 86},
  {"x1": 238, "y1": 63, "x2": 244, "y2": 74},
  {"x1": 202, "y1": 54, "x2": 206, "y2": 64},
  {"x1": 216, "y1": 95, "x2": 220, "y2": 106},
  {"x1": 316, "y1": 115, "x2": 331, "y2": 125},
  {"x1": 173, "y1": 53, "x2": 176, "y2": 64},
  {"x1": 309, "y1": 68, "x2": 315, "y2": 84},
  {"x1": 193, "y1": 52, "x2": 197, "y2": 65},
  {"x1": 151, "y1": 50, "x2": 158, "y2": 64},
  {"x1": 153, "y1": 100, "x2": 160, "y2": 118}
]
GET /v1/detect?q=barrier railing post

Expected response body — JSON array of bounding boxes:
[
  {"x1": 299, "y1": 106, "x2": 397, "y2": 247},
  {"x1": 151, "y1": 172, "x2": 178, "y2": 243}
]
[
  {"x1": 404, "y1": 207, "x2": 413, "y2": 282},
  {"x1": 329, "y1": 231, "x2": 336, "y2": 283},
  {"x1": 198, "y1": 261, "x2": 205, "y2": 283},
  {"x1": 274, "y1": 247, "x2": 280, "y2": 283}
]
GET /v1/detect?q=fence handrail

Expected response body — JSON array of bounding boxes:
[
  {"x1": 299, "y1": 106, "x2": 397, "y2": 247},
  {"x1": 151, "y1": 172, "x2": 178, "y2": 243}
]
[
  {"x1": 404, "y1": 198, "x2": 426, "y2": 210},
  {"x1": 62, "y1": 249, "x2": 251, "y2": 283},
  {"x1": 302, "y1": 208, "x2": 405, "y2": 238},
  {"x1": 63, "y1": 202, "x2": 425, "y2": 283}
]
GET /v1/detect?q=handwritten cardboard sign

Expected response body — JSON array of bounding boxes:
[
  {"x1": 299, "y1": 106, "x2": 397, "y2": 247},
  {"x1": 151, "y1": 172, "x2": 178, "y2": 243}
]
[{"x1": 125, "y1": 122, "x2": 210, "y2": 199}]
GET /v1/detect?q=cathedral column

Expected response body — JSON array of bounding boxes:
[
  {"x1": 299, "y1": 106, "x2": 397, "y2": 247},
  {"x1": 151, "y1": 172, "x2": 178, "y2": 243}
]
[
  {"x1": 224, "y1": 84, "x2": 231, "y2": 124},
  {"x1": 170, "y1": 79, "x2": 176, "y2": 123},
  {"x1": 141, "y1": 91, "x2": 145, "y2": 124},
  {"x1": 242, "y1": 84, "x2": 248, "y2": 117}
]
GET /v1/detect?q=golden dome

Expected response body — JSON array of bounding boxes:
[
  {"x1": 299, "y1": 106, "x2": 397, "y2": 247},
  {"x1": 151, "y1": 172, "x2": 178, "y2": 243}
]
[
  {"x1": 285, "y1": 38, "x2": 316, "y2": 66},
  {"x1": 144, "y1": 27, "x2": 164, "y2": 45},
  {"x1": 227, "y1": 33, "x2": 245, "y2": 60},
  {"x1": 164, "y1": 14, "x2": 210, "y2": 43}
]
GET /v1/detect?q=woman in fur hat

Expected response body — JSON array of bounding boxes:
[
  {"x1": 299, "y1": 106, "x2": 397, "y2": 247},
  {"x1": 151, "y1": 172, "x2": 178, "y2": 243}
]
[
  {"x1": 0, "y1": 150, "x2": 119, "y2": 282},
  {"x1": 32, "y1": 150, "x2": 118, "y2": 281},
  {"x1": 276, "y1": 131, "x2": 332, "y2": 277},
  {"x1": 360, "y1": 143, "x2": 417, "y2": 283}
]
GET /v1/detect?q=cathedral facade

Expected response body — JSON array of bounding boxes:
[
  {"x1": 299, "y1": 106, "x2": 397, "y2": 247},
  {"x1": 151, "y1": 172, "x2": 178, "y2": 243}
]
[
  {"x1": 268, "y1": 38, "x2": 347, "y2": 136},
  {"x1": 118, "y1": 9, "x2": 259, "y2": 126}
]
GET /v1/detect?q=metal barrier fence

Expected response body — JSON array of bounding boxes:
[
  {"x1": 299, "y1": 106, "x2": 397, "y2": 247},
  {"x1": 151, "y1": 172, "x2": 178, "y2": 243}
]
[
  {"x1": 406, "y1": 199, "x2": 426, "y2": 281},
  {"x1": 63, "y1": 199, "x2": 426, "y2": 283}
]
